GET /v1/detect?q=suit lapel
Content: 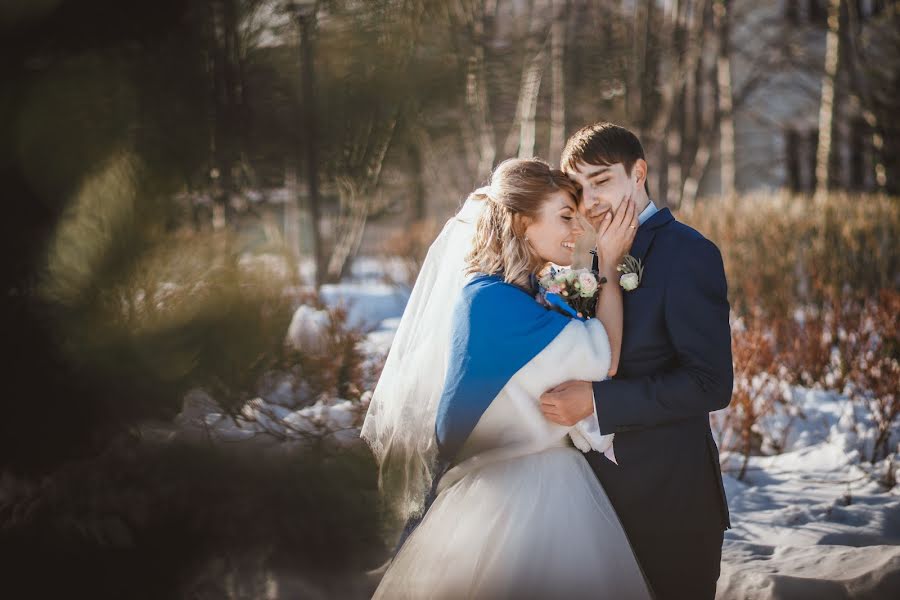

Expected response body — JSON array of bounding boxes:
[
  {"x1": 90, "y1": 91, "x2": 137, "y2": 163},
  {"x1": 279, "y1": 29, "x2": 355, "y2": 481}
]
[
  {"x1": 629, "y1": 207, "x2": 673, "y2": 263},
  {"x1": 591, "y1": 207, "x2": 674, "y2": 271}
]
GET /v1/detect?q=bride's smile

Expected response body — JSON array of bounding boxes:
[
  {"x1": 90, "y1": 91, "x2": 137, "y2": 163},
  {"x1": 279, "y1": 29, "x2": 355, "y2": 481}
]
[{"x1": 524, "y1": 191, "x2": 585, "y2": 267}]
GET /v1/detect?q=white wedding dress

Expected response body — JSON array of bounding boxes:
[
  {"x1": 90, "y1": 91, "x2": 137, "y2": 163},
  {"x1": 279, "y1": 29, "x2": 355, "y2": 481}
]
[{"x1": 373, "y1": 319, "x2": 652, "y2": 599}]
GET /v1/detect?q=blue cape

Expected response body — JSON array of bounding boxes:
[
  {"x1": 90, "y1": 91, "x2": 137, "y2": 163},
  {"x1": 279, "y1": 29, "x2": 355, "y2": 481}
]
[{"x1": 434, "y1": 273, "x2": 572, "y2": 464}]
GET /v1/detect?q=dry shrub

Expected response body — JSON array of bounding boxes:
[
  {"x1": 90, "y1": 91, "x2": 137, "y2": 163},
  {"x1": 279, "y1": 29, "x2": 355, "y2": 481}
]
[
  {"x1": 713, "y1": 314, "x2": 785, "y2": 480},
  {"x1": 835, "y1": 290, "x2": 900, "y2": 462},
  {"x1": 680, "y1": 191, "x2": 898, "y2": 316},
  {"x1": 277, "y1": 303, "x2": 372, "y2": 407},
  {"x1": 772, "y1": 303, "x2": 840, "y2": 390}
]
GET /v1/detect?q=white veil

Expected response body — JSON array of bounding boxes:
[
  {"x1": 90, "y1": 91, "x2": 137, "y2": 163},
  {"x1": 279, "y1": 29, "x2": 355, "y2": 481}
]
[{"x1": 361, "y1": 192, "x2": 490, "y2": 524}]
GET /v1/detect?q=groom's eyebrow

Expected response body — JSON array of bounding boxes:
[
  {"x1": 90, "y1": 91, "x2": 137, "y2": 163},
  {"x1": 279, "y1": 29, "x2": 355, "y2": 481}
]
[{"x1": 584, "y1": 167, "x2": 611, "y2": 178}]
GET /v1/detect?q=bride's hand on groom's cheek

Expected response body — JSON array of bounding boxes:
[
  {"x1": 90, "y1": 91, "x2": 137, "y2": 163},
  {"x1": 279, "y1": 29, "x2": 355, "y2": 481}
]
[
  {"x1": 539, "y1": 380, "x2": 595, "y2": 426},
  {"x1": 595, "y1": 196, "x2": 638, "y2": 265}
]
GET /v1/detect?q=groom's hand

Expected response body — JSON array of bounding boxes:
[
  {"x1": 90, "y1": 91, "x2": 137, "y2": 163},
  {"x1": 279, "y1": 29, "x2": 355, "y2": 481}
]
[{"x1": 539, "y1": 380, "x2": 594, "y2": 426}]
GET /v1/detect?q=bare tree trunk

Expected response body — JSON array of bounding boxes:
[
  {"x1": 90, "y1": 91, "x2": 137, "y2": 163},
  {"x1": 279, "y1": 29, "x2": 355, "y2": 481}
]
[
  {"x1": 295, "y1": 2, "x2": 324, "y2": 289},
  {"x1": 646, "y1": 0, "x2": 708, "y2": 190},
  {"x1": 548, "y1": 2, "x2": 566, "y2": 161},
  {"x1": 517, "y1": 44, "x2": 547, "y2": 159},
  {"x1": 326, "y1": 115, "x2": 398, "y2": 281},
  {"x1": 209, "y1": 0, "x2": 228, "y2": 232},
  {"x1": 682, "y1": 143, "x2": 712, "y2": 207},
  {"x1": 627, "y1": 1, "x2": 640, "y2": 123},
  {"x1": 714, "y1": 0, "x2": 736, "y2": 198},
  {"x1": 650, "y1": 0, "x2": 704, "y2": 205},
  {"x1": 682, "y1": 70, "x2": 714, "y2": 205},
  {"x1": 322, "y1": 1, "x2": 425, "y2": 281},
  {"x1": 222, "y1": 0, "x2": 242, "y2": 227},
  {"x1": 665, "y1": 2, "x2": 689, "y2": 206},
  {"x1": 785, "y1": 127, "x2": 801, "y2": 191},
  {"x1": 408, "y1": 131, "x2": 427, "y2": 221},
  {"x1": 284, "y1": 164, "x2": 302, "y2": 261},
  {"x1": 815, "y1": 0, "x2": 843, "y2": 200},
  {"x1": 845, "y1": 0, "x2": 887, "y2": 193},
  {"x1": 629, "y1": 0, "x2": 652, "y2": 128},
  {"x1": 665, "y1": 93, "x2": 684, "y2": 207},
  {"x1": 681, "y1": 0, "x2": 715, "y2": 207},
  {"x1": 503, "y1": 1, "x2": 550, "y2": 159},
  {"x1": 467, "y1": 3, "x2": 496, "y2": 182},
  {"x1": 327, "y1": 178, "x2": 370, "y2": 281}
]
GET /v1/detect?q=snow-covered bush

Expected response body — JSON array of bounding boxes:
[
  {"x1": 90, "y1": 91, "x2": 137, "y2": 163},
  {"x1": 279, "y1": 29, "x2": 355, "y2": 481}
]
[
  {"x1": 713, "y1": 315, "x2": 788, "y2": 479},
  {"x1": 714, "y1": 292, "x2": 899, "y2": 479},
  {"x1": 835, "y1": 291, "x2": 899, "y2": 463}
]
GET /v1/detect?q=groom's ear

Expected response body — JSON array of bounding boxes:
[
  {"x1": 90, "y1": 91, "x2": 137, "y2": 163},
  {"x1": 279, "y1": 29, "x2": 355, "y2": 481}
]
[{"x1": 632, "y1": 159, "x2": 648, "y2": 188}]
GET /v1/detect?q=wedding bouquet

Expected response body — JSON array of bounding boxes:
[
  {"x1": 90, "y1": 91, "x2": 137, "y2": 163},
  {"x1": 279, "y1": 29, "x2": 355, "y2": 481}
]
[{"x1": 536, "y1": 267, "x2": 606, "y2": 320}]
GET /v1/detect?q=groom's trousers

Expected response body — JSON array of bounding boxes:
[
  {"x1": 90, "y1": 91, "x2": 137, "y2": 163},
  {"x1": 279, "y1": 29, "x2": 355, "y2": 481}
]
[
  {"x1": 629, "y1": 527, "x2": 724, "y2": 600},
  {"x1": 585, "y1": 418, "x2": 729, "y2": 600}
]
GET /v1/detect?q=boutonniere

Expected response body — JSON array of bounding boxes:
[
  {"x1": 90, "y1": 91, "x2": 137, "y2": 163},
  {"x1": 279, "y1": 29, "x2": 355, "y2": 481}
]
[{"x1": 617, "y1": 255, "x2": 643, "y2": 291}]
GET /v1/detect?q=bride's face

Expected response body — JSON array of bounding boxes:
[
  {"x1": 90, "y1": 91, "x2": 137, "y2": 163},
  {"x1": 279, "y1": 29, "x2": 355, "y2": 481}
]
[{"x1": 523, "y1": 191, "x2": 585, "y2": 267}]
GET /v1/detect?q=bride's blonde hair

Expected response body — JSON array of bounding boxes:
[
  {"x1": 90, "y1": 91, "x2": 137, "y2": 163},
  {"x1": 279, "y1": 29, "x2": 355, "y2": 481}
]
[{"x1": 466, "y1": 158, "x2": 579, "y2": 291}]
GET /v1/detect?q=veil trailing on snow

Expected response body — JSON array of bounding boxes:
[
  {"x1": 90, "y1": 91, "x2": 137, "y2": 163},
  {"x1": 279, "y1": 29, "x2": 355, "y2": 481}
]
[{"x1": 361, "y1": 191, "x2": 491, "y2": 523}]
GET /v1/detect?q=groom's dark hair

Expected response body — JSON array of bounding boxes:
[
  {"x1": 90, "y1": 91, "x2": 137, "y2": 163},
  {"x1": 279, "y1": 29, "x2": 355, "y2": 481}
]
[{"x1": 561, "y1": 122, "x2": 647, "y2": 185}]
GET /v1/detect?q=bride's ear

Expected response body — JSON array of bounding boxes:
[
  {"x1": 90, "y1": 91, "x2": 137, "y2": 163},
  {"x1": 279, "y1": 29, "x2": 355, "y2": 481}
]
[{"x1": 518, "y1": 214, "x2": 534, "y2": 241}]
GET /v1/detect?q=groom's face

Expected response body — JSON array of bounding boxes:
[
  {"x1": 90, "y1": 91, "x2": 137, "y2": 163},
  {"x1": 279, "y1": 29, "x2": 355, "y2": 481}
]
[{"x1": 568, "y1": 160, "x2": 644, "y2": 230}]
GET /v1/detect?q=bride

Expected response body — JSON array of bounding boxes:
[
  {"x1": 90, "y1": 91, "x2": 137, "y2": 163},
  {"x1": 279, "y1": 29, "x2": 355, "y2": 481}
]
[{"x1": 361, "y1": 158, "x2": 652, "y2": 599}]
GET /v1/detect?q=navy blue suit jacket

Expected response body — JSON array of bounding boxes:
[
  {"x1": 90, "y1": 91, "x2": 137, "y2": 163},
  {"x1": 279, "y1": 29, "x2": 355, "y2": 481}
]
[{"x1": 590, "y1": 207, "x2": 732, "y2": 538}]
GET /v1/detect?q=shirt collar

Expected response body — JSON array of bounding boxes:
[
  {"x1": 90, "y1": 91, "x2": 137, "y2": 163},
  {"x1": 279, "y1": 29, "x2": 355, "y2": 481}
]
[{"x1": 637, "y1": 200, "x2": 659, "y2": 225}]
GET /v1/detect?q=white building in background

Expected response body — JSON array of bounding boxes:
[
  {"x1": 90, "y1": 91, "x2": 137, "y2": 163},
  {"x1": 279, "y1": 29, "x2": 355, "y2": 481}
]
[{"x1": 700, "y1": 0, "x2": 888, "y2": 196}]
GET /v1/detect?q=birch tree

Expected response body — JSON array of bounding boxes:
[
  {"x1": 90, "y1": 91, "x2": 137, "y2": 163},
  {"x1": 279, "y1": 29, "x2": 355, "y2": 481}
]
[
  {"x1": 316, "y1": 0, "x2": 428, "y2": 280},
  {"x1": 501, "y1": 0, "x2": 551, "y2": 159},
  {"x1": 291, "y1": 0, "x2": 325, "y2": 288},
  {"x1": 714, "y1": 0, "x2": 735, "y2": 199},
  {"x1": 815, "y1": 0, "x2": 843, "y2": 199},
  {"x1": 548, "y1": 1, "x2": 567, "y2": 161},
  {"x1": 454, "y1": 0, "x2": 497, "y2": 182}
]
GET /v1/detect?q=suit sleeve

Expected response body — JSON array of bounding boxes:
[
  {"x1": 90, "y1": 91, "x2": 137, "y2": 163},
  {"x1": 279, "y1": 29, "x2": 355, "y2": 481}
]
[{"x1": 593, "y1": 237, "x2": 733, "y2": 433}]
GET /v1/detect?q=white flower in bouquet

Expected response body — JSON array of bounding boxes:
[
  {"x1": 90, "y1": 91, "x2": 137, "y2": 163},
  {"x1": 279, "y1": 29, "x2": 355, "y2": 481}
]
[{"x1": 577, "y1": 272, "x2": 598, "y2": 297}]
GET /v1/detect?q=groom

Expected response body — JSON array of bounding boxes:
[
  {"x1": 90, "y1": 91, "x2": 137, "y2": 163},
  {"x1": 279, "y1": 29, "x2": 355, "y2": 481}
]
[{"x1": 540, "y1": 122, "x2": 733, "y2": 599}]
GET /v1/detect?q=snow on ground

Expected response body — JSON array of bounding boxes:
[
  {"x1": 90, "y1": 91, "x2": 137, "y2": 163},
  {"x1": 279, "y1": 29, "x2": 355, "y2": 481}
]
[
  {"x1": 319, "y1": 281, "x2": 408, "y2": 331},
  {"x1": 312, "y1": 257, "x2": 411, "y2": 331},
  {"x1": 194, "y1": 397, "x2": 365, "y2": 447},
  {"x1": 304, "y1": 256, "x2": 413, "y2": 331},
  {"x1": 716, "y1": 389, "x2": 900, "y2": 599}
]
